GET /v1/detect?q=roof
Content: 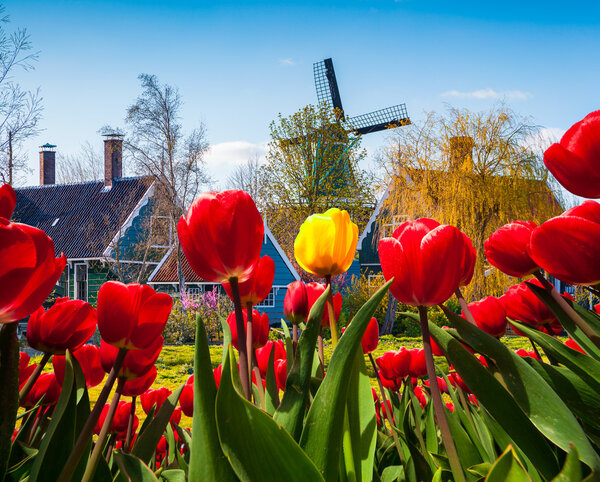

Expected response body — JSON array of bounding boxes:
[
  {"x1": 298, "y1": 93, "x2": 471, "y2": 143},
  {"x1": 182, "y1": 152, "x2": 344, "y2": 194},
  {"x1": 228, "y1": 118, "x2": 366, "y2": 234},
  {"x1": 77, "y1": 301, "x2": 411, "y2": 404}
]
[{"x1": 13, "y1": 177, "x2": 154, "y2": 259}]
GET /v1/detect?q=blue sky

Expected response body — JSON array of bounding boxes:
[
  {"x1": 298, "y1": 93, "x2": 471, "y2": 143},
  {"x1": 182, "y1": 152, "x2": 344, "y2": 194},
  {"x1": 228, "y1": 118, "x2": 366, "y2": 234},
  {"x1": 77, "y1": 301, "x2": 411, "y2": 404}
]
[{"x1": 6, "y1": 0, "x2": 600, "y2": 188}]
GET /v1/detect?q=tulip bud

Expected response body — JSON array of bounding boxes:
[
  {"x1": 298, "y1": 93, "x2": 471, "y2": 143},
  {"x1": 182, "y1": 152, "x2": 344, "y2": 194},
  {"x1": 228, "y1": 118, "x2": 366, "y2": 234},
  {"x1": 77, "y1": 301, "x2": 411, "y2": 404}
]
[
  {"x1": 361, "y1": 318, "x2": 380, "y2": 354},
  {"x1": 283, "y1": 281, "x2": 309, "y2": 325},
  {"x1": 484, "y1": 221, "x2": 538, "y2": 277},
  {"x1": 53, "y1": 344, "x2": 105, "y2": 388},
  {"x1": 227, "y1": 309, "x2": 270, "y2": 350},
  {"x1": 463, "y1": 296, "x2": 507, "y2": 338}
]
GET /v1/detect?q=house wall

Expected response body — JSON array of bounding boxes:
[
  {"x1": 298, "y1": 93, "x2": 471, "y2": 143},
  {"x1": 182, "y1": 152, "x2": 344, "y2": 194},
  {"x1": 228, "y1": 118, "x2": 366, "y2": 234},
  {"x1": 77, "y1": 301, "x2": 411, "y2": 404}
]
[{"x1": 66, "y1": 261, "x2": 111, "y2": 307}]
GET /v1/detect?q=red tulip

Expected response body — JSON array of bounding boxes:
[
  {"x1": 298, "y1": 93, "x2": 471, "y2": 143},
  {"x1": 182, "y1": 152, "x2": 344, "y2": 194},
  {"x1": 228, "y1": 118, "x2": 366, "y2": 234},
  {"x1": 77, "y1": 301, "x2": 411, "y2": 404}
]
[
  {"x1": 565, "y1": 337, "x2": 586, "y2": 354},
  {"x1": 515, "y1": 348, "x2": 540, "y2": 360},
  {"x1": 305, "y1": 282, "x2": 342, "y2": 327},
  {"x1": 499, "y1": 280, "x2": 557, "y2": 327},
  {"x1": 379, "y1": 218, "x2": 475, "y2": 307},
  {"x1": 227, "y1": 309, "x2": 269, "y2": 350},
  {"x1": 449, "y1": 369, "x2": 471, "y2": 393},
  {"x1": 361, "y1": 318, "x2": 379, "y2": 354},
  {"x1": 256, "y1": 340, "x2": 286, "y2": 377},
  {"x1": 446, "y1": 402, "x2": 455, "y2": 412},
  {"x1": 27, "y1": 298, "x2": 96, "y2": 355},
  {"x1": 95, "y1": 401, "x2": 136, "y2": 436},
  {"x1": 223, "y1": 256, "x2": 275, "y2": 306},
  {"x1": 100, "y1": 337, "x2": 163, "y2": 380},
  {"x1": 213, "y1": 365, "x2": 222, "y2": 388},
  {"x1": 529, "y1": 201, "x2": 600, "y2": 285},
  {"x1": 97, "y1": 281, "x2": 172, "y2": 351},
  {"x1": 464, "y1": 296, "x2": 507, "y2": 338},
  {"x1": 19, "y1": 353, "x2": 35, "y2": 388},
  {"x1": 170, "y1": 406, "x2": 182, "y2": 427},
  {"x1": 468, "y1": 394, "x2": 479, "y2": 406},
  {"x1": 543, "y1": 111, "x2": 600, "y2": 198},
  {"x1": 0, "y1": 183, "x2": 16, "y2": 219},
  {"x1": 274, "y1": 359, "x2": 287, "y2": 390},
  {"x1": 283, "y1": 280, "x2": 309, "y2": 325},
  {"x1": 141, "y1": 387, "x2": 172, "y2": 415},
  {"x1": 484, "y1": 221, "x2": 539, "y2": 277},
  {"x1": 376, "y1": 348, "x2": 411, "y2": 381},
  {"x1": 177, "y1": 190, "x2": 264, "y2": 283},
  {"x1": 0, "y1": 218, "x2": 66, "y2": 324},
  {"x1": 425, "y1": 377, "x2": 449, "y2": 393},
  {"x1": 122, "y1": 365, "x2": 157, "y2": 397},
  {"x1": 53, "y1": 344, "x2": 105, "y2": 388},
  {"x1": 180, "y1": 376, "x2": 194, "y2": 417},
  {"x1": 413, "y1": 386, "x2": 427, "y2": 407},
  {"x1": 407, "y1": 349, "x2": 427, "y2": 378},
  {"x1": 459, "y1": 231, "x2": 477, "y2": 287},
  {"x1": 21, "y1": 372, "x2": 61, "y2": 408}
]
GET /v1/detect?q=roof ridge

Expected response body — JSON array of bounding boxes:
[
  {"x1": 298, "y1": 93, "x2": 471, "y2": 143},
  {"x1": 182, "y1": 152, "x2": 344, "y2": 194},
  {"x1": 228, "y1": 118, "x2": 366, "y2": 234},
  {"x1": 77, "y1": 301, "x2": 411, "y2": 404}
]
[{"x1": 14, "y1": 175, "x2": 150, "y2": 190}]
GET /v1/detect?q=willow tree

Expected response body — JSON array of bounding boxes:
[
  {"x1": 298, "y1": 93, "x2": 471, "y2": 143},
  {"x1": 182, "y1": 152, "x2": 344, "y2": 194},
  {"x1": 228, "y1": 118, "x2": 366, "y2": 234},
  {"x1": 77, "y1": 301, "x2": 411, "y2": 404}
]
[
  {"x1": 260, "y1": 103, "x2": 376, "y2": 267},
  {"x1": 378, "y1": 105, "x2": 562, "y2": 300}
]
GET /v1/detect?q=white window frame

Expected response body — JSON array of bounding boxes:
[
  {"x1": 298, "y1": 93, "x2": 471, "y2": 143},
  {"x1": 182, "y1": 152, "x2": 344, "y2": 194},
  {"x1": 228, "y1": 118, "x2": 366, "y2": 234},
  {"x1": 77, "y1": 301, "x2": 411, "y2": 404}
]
[
  {"x1": 255, "y1": 287, "x2": 278, "y2": 308},
  {"x1": 74, "y1": 262, "x2": 88, "y2": 301}
]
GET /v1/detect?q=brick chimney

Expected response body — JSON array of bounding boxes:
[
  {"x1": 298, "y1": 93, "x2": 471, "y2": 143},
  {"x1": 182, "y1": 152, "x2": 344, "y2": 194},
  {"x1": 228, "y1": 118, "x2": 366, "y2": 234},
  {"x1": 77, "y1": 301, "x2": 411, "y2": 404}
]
[
  {"x1": 449, "y1": 136, "x2": 474, "y2": 171},
  {"x1": 103, "y1": 133, "x2": 123, "y2": 187},
  {"x1": 39, "y1": 143, "x2": 56, "y2": 185}
]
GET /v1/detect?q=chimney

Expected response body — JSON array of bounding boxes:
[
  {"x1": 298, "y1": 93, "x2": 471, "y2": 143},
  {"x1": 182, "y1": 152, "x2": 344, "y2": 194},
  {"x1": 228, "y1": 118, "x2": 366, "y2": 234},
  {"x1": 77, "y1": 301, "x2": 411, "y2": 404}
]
[
  {"x1": 39, "y1": 143, "x2": 56, "y2": 185},
  {"x1": 103, "y1": 133, "x2": 123, "y2": 187},
  {"x1": 449, "y1": 136, "x2": 474, "y2": 171}
]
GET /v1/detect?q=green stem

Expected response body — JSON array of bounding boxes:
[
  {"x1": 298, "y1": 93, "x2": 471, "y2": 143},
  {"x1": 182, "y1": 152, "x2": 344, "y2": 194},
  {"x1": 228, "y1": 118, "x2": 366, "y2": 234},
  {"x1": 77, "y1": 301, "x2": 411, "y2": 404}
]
[
  {"x1": 229, "y1": 278, "x2": 251, "y2": 400},
  {"x1": 418, "y1": 306, "x2": 465, "y2": 482},
  {"x1": 124, "y1": 396, "x2": 136, "y2": 453},
  {"x1": 0, "y1": 323, "x2": 19, "y2": 481},
  {"x1": 251, "y1": 351, "x2": 266, "y2": 410},
  {"x1": 409, "y1": 386, "x2": 427, "y2": 456},
  {"x1": 81, "y1": 377, "x2": 126, "y2": 482},
  {"x1": 58, "y1": 347, "x2": 127, "y2": 482},
  {"x1": 19, "y1": 352, "x2": 51, "y2": 404},
  {"x1": 325, "y1": 275, "x2": 339, "y2": 346},
  {"x1": 534, "y1": 271, "x2": 600, "y2": 349},
  {"x1": 246, "y1": 301, "x2": 254, "y2": 399}
]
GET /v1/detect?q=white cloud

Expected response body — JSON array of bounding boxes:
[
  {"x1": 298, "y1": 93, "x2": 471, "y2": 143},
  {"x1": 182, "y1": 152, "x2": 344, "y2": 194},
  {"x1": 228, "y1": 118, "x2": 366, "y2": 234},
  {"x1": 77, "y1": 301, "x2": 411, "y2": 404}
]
[
  {"x1": 279, "y1": 58, "x2": 296, "y2": 66},
  {"x1": 441, "y1": 88, "x2": 531, "y2": 100},
  {"x1": 204, "y1": 140, "x2": 267, "y2": 187},
  {"x1": 523, "y1": 127, "x2": 566, "y2": 152}
]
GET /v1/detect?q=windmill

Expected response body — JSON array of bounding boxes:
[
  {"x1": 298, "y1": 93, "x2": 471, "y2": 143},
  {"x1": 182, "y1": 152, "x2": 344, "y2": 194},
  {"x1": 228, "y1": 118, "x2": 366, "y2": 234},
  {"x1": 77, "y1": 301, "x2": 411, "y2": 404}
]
[{"x1": 313, "y1": 58, "x2": 411, "y2": 135}]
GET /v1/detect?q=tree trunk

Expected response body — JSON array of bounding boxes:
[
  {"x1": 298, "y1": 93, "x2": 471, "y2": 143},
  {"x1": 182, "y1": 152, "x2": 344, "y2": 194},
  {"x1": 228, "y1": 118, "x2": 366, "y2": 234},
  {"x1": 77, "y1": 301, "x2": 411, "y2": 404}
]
[
  {"x1": 8, "y1": 132, "x2": 13, "y2": 186},
  {"x1": 382, "y1": 292, "x2": 398, "y2": 335}
]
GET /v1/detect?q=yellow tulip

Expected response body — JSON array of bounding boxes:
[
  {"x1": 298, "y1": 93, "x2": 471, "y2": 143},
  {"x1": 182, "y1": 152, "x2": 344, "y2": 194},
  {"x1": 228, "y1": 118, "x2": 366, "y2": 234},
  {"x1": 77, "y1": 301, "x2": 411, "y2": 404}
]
[{"x1": 294, "y1": 208, "x2": 358, "y2": 277}]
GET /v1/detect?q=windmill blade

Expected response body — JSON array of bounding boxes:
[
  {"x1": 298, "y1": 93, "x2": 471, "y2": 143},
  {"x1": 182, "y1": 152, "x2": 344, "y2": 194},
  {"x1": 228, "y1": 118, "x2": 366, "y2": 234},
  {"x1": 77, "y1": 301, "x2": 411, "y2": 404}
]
[
  {"x1": 347, "y1": 104, "x2": 411, "y2": 135},
  {"x1": 313, "y1": 58, "x2": 344, "y2": 119}
]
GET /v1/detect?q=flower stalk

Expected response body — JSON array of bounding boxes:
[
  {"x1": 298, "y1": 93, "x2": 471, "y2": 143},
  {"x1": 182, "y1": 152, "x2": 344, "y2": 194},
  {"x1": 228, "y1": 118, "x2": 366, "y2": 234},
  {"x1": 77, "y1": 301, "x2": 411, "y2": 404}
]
[{"x1": 229, "y1": 277, "x2": 251, "y2": 400}]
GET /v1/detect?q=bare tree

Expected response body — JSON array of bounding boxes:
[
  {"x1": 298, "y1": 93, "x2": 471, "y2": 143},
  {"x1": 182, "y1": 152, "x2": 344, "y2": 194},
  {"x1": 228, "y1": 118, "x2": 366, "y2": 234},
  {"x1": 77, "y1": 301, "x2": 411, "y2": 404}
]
[
  {"x1": 56, "y1": 141, "x2": 103, "y2": 183},
  {"x1": 125, "y1": 73, "x2": 210, "y2": 290},
  {"x1": 0, "y1": 6, "x2": 42, "y2": 185},
  {"x1": 226, "y1": 154, "x2": 264, "y2": 205}
]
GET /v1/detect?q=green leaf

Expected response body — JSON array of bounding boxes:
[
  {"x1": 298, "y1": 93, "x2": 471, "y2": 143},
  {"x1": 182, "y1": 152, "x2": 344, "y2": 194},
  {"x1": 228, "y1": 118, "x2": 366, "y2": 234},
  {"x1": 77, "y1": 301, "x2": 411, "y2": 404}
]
[
  {"x1": 345, "y1": 352, "x2": 377, "y2": 482},
  {"x1": 29, "y1": 351, "x2": 91, "y2": 482},
  {"x1": 114, "y1": 451, "x2": 160, "y2": 481},
  {"x1": 132, "y1": 385, "x2": 184, "y2": 465},
  {"x1": 485, "y1": 445, "x2": 532, "y2": 482},
  {"x1": 380, "y1": 465, "x2": 405, "y2": 482},
  {"x1": 5, "y1": 441, "x2": 38, "y2": 481},
  {"x1": 281, "y1": 318, "x2": 295, "y2": 365},
  {"x1": 274, "y1": 286, "x2": 329, "y2": 440},
  {"x1": 183, "y1": 314, "x2": 236, "y2": 480},
  {"x1": 431, "y1": 467, "x2": 444, "y2": 482},
  {"x1": 299, "y1": 280, "x2": 391, "y2": 480},
  {"x1": 216, "y1": 347, "x2": 324, "y2": 481},
  {"x1": 468, "y1": 462, "x2": 492, "y2": 478},
  {"x1": 424, "y1": 402, "x2": 439, "y2": 455},
  {"x1": 429, "y1": 319, "x2": 559, "y2": 479},
  {"x1": 552, "y1": 445, "x2": 582, "y2": 482},
  {"x1": 511, "y1": 320, "x2": 600, "y2": 393},
  {"x1": 265, "y1": 346, "x2": 280, "y2": 414},
  {"x1": 448, "y1": 311, "x2": 600, "y2": 472},
  {"x1": 159, "y1": 469, "x2": 187, "y2": 482},
  {"x1": 220, "y1": 315, "x2": 232, "y2": 367},
  {"x1": 443, "y1": 400, "x2": 482, "y2": 470}
]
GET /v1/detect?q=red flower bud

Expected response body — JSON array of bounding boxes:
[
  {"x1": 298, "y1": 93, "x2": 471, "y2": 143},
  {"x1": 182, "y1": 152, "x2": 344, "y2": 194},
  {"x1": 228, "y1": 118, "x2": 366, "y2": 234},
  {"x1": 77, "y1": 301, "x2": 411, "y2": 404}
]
[
  {"x1": 515, "y1": 348, "x2": 540, "y2": 360},
  {"x1": 227, "y1": 309, "x2": 269, "y2": 350},
  {"x1": 99, "y1": 337, "x2": 163, "y2": 380},
  {"x1": 141, "y1": 387, "x2": 172, "y2": 415},
  {"x1": 446, "y1": 402, "x2": 455, "y2": 412},
  {"x1": 223, "y1": 255, "x2": 275, "y2": 306},
  {"x1": 0, "y1": 216, "x2": 66, "y2": 323},
  {"x1": 177, "y1": 190, "x2": 264, "y2": 283},
  {"x1": 305, "y1": 282, "x2": 343, "y2": 327},
  {"x1": 283, "y1": 280, "x2": 309, "y2": 325},
  {"x1": 95, "y1": 401, "x2": 136, "y2": 436},
  {"x1": 464, "y1": 296, "x2": 507, "y2": 338},
  {"x1": 361, "y1": 318, "x2": 379, "y2": 354},
  {"x1": 21, "y1": 372, "x2": 61, "y2": 408},
  {"x1": 425, "y1": 376, "x2": 449, "y2": 393},
  {"x1": 413, "y1": 386, "x2": 427, "y2": 407},
  {"x1": 407, "y1": 349, "x2": 427, "y2": 378},
  {"x1": 484, "y1": 221, "x2": 539, "y2": 277},
  {"x1": 449, "y1": 369, "x2": 471, "y2": 393},
  {"x1": 53, "y1": 344, "x2": 105, "y2": 388},
  {"x1": 19, "y1": 353, "x2": 35, "y2": 389},
  {"x1": 376, "y1": 348, "x2": 411, "y2": 381},
  {"x1": 379, "y1": 218, "x2": 476, "y2": 307},
  {"x1": 255, "y1": 340, "x2": 286, "y2": 377},
  {"x1": 529, "y1": 201, "x2": 600, "y2": 285},
  {"x1": 274, "y1": 359, "x2": 287, "y2": 391},
  {"x1": 565, "y1": 337, "x2": 586, "y2": 354},
  {"x1": 500, "y1": 280, "x2": 558, "y2": 327},
  {"x1": 97, "y1": 281, "x2": 172, "y2": 351},
  {"x1": 27, "y1": 298, "x2": 96, "y2": 355},
  {"x1": 180, "y1": 377, "x2": 194, "y2": 417},
  {"x1": 543, "y1": 111, "x2": 600, "y2": 198},
  {"x1": 0, "y1": 183, "x2": 16, "y2": 219}
]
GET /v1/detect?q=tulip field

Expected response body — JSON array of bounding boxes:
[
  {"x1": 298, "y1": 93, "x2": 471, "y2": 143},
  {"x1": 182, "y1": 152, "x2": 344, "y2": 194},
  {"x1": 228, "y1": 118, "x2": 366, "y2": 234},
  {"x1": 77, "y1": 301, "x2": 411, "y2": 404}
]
[{"x1": 2, "y1": 110, "x2": 600, "y2": 481}]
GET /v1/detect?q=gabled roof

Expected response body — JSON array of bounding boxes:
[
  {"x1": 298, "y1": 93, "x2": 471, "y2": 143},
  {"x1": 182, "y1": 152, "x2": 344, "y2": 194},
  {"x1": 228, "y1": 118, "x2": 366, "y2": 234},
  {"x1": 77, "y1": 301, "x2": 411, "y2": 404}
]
[
  {"x1": 148, "y1": 224, "x2": 301, "y2": 284},
  {"x1": 13, "y1": 177, "x2": 154, "y2": 259}
]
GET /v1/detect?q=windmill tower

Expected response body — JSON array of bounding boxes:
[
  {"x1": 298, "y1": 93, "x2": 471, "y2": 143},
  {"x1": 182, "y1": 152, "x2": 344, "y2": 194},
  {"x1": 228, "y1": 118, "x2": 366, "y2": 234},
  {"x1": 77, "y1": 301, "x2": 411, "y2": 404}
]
[{"x1": 313, "y1": 58, "x2": 411, "y2": 134}]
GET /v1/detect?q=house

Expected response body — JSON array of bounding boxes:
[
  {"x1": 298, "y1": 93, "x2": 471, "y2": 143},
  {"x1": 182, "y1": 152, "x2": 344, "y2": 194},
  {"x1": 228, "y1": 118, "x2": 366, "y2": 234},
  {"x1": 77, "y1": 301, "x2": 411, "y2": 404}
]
[
  {"x1": 12, "y1": 135, "x2": 167, "y2": 309},
  {"x1": 147, "y1": 224, "x2": 301, "y2": 324}
]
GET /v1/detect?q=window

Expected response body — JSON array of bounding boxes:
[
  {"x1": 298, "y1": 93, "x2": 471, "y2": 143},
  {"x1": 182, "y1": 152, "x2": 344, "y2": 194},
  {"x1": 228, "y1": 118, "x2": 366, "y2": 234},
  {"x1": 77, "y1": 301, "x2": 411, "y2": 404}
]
[
  {"x1": 256, "y1": 288, "x2": 277, "y2": 308},
  {"x1": 380, "y1": 214, "x2": 409, "y2": 238},
  {"x1": 75, "y1": 264, "x2": 88, "y2": 301},
  {"x1": 150, "y1": 216, "x2": 173, "y2": 248},
  {"x1": 57, "y1": 266, "x2": 69, "y2": 297}
]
